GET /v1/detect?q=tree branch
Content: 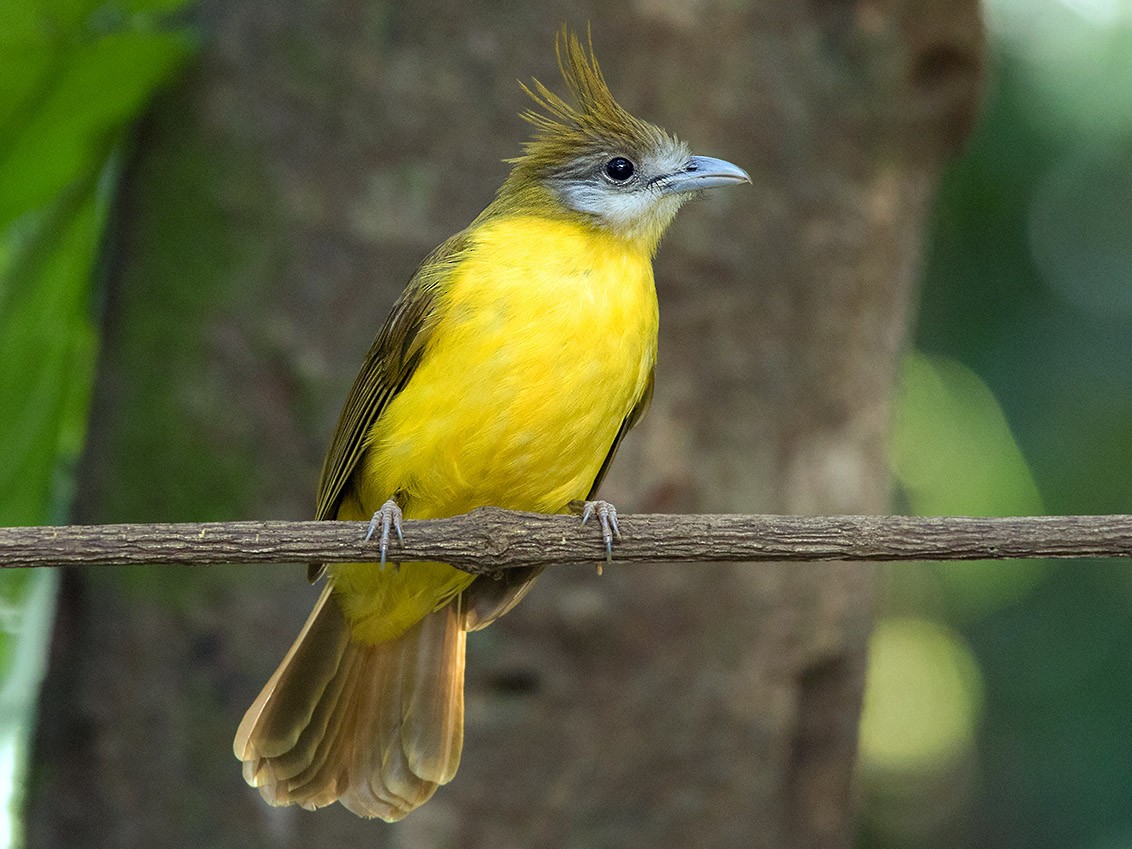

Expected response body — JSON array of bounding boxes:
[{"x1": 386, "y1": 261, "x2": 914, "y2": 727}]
[{"x1": 2, "y1": 510, "x2": 1132, "y2": 572}]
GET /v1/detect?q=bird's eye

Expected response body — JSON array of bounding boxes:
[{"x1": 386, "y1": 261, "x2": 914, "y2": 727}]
[{"x1": 604, "y1": 157, "x2": 635, "y2": 182}]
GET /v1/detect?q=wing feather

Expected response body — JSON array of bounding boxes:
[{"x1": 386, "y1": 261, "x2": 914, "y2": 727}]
[
  {"x1": 308, "y1": 233, "x2": 472, "y2": 581},
  {"x1": 585, "y1": 368, "x2": 654, "y2": 500}
]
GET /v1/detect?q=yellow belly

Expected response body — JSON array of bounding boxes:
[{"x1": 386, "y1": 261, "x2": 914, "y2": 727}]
[{"x1": 331, "y1": 214, "x2": 658, "y2": 643}]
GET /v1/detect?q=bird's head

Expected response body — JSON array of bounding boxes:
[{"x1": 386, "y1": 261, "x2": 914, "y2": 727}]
[{"x1": 497, "y1": 28, "x2": 750, "y2": 254}]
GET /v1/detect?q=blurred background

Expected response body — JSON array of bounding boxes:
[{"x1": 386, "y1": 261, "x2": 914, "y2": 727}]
[
  {"x1": 1, "y1": 0, "x2": 1130, "y2": 847},
  {"x1": 859, "y1": 2, "x2": 1132, "y2": 847}
]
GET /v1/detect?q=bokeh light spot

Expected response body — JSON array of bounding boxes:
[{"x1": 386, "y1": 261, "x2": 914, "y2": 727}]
[{"x1": 860, "y1": 617, "x2": 984, "y2": 774}]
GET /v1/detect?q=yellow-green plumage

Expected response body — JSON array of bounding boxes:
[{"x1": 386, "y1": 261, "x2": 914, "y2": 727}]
[
  {"x1": 234, "y1": 27, "x2": 747, "y2": 822},
  {"x1": 335, "y1": 213, "x2": 657, "y2": 642}
]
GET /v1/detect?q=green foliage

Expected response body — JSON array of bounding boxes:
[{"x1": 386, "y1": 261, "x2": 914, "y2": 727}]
[
  {"x1": 892, "y1": 352, "x2": 1042, "y2": 518},
  {"x1": 889, "y1": 353, "x2": 1050, "y2": 618},
  {"x1": 0, "y1": 32, "x2": 191, "y2": 229},
  {"x1": 0, "y1": 0, "x2": 193, "y2": 844},
  {"x1": 0, "y1": 191, "x2": 103, "y2": 527},
  {"x1": 864, "y1": 2, "x2": 1132, "y2": 846}
]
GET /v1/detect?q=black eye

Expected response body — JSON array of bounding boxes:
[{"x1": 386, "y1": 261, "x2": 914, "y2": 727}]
[{"x1": 605, "y1": 157, "x2": 635, "y2": 182}]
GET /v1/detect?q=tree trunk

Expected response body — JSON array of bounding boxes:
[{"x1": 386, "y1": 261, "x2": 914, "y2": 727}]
[{"x1": 26, "y1": 2, "x2": 984, "y2": 847}]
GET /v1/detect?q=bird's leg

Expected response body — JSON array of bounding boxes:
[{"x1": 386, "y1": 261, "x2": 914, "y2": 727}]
[
  {"x1": 364, "y1": 498, "x2": 404, "y2": 570},
  {"x1": 569, "y1": 499, "x2": 621, "y2": 570}
]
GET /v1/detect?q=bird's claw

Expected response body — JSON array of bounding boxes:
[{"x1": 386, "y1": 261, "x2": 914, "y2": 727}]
[
  {"x1": 579, "y1": 499, "x2": 621, "y2": 566},
  {"x1": 364, "y1": 499, "x2": 404, "y2": 569}
]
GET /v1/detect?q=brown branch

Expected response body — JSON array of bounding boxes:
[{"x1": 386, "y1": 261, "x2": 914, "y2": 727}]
[{"x1": 2, "y1": 510, "x2": 1132, "y2": 572}]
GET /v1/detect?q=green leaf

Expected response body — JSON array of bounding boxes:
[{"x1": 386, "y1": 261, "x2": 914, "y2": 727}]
[
  {"x1": 0, "y1": 3, "x2": 195, "y2": 843},
  {"x1": 0, "y1": 192, "x2": 102, "y2": 525},
  {"x1": 0, "y1": 0, "x2": 106, "y2": 128},
  {"x1": 0, "y1": 29, "x2": 193, "y2": 228},
  {"x1": 0, "y1": 184, "x2": 103, "y2": 849},
  {"x1": 117, "y1": 0, "x2": 196, "y2": 15}
]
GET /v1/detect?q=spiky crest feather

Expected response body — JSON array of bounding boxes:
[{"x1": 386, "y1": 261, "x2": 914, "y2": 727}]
[{"x1": 509, "y1": 27, "x2": 676, "y2": 177}]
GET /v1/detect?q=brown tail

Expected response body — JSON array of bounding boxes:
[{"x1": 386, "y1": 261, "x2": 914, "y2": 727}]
[{"x1": 234, "y1": 584, "x2": 466, "y2": 820}]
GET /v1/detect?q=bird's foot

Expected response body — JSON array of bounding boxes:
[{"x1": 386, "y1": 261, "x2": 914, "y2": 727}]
[
  {"x1": 570, "y1": 499, "x2": 621, "y2": 572},
  {"x1": 364, "y1": 499, "x2": 404, "y2": 569}
]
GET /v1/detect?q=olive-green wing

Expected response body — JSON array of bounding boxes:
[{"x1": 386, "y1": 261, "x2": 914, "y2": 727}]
[
  {"x1": 586, "y1": 368, "x2": 654, "y2": 499},
  {"x1": 462, "y1": 369, "x2": 655, "y2": 630},
  {"x1": 308, "y1": 234, "x2": 470, "y2": 581}
]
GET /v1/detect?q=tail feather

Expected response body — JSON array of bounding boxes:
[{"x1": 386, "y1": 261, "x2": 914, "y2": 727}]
[
  {"x1": 280, "y1": 665, "x2": 365, "y2": 808},
  {"x1": 235, "y1": 584, "x2": 350, "y2": 762},
  {"x1": 261, "y1": 645, "x2": 361, "y2": 785},
  {"x1": 235, "y1": 584, "x2": 467, "y2": 821},
  {"x1": 342, "y1": 635, "x2": 428, "y2": 816},
  {"x1": 462, "y1": 568, "x2": 542, "y2": 631},
  {"x1": 403, "y1": 599, "x2": 466, "y2": 782}
]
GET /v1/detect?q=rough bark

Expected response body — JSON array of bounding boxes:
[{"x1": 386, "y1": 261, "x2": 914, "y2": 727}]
[
  {"x1": 26, "y1": 1, "x2": 984, "y2": 848},
  {"x1": 7, "y1": 513, "x2": 1132, "y2": 570}
]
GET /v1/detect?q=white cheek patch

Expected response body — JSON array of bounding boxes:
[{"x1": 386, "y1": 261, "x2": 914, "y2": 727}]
[
  {"x1": 559, "y1": 182, "x2": 660, "y2": 226},
  {"x1": 552, "y1": 142, "x2": 692, "y2": 238}
]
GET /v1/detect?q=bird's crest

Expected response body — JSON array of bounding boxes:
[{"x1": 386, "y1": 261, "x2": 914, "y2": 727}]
[{"x1": 514, "y1": 27, "x2": 672, "y2": 168}]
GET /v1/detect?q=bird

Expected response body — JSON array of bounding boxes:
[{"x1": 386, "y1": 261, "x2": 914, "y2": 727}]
[{"x1": 233, "y1": 27, "x2": 749, "y2": 821}]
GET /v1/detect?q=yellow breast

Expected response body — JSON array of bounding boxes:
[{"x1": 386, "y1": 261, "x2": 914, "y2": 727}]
[
  {"x1": 333, "y1": 213, "x2": 658, "y2": 642},
  {"x1": 364, "y1": 214, "x2": 657, "y2": 515}
]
